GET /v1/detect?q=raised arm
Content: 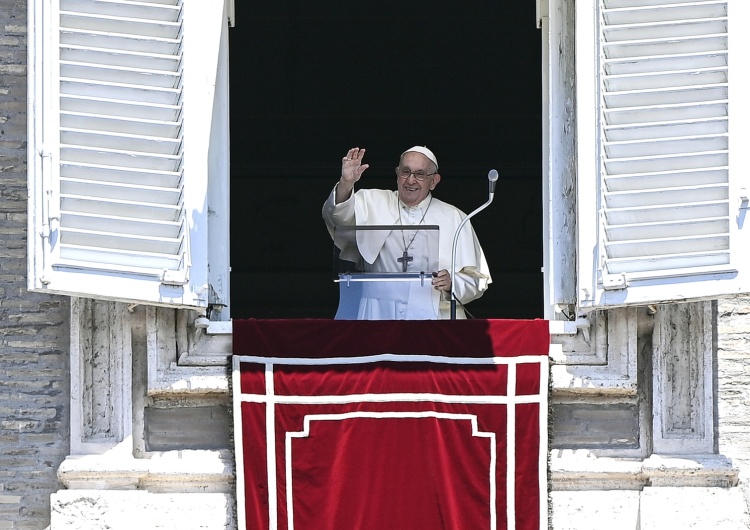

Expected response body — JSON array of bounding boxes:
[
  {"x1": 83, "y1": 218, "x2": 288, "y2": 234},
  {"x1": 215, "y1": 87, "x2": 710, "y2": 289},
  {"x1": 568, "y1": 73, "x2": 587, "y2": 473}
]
[{"x1": 335, "y1": 147, "x2": 370, "y2": 204}]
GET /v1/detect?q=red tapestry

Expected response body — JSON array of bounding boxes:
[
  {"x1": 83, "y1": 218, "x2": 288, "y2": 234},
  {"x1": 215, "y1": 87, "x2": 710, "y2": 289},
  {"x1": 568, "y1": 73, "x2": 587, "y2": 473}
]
[{"x1": 233, "y1": 319, "x2": 550, "y2": 530}]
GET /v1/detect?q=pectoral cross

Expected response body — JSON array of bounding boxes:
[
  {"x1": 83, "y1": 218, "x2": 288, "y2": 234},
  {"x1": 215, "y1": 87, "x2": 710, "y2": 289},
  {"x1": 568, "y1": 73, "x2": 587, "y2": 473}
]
[{"x1": 397, "y1": 251, "x2": 413, "y2": 272}]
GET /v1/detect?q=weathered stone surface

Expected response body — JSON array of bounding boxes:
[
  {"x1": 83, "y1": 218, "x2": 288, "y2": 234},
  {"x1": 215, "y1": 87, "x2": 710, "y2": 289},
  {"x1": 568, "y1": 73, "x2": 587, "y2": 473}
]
[
  {"x1": 51, "y1": 490, "x2": 236, "y2": 530},
  {"x1": 144, "y1": 405, "x2": 231, "y2": 452},
  {"x1": 0, "y1": 3, "x2": 71, "y2": 528},
  {"x1": 552, "y1": 402, "x2": 639, "y2": 449},
  {"x1": 552, "y1": 487, "x2": 750, "y2": 530},
  {"x1": 550, "y1": 490, "x2": 640, "y2": 530},
  {"x1": 717, "y1": 298, "x2": 750, "y2": 524},
  {"x1": 640, "y1": 487, "x2": 750, "y2": 530}
]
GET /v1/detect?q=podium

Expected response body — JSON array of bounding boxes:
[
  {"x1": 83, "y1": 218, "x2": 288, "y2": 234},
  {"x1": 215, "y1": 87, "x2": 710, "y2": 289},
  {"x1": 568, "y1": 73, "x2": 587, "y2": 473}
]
[{"x1": 332, "y1": 224, "x2": 440, "y2": 320}]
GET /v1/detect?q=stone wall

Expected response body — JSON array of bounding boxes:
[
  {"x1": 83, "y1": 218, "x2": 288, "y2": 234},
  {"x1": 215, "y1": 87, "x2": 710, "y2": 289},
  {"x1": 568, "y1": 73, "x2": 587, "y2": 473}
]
[
  {"x1": 717, "y1": 298, "x2": 750, "y2": 506},
  {"x1": 0, "y1": 1, "x2": 71, "y2": 527}
]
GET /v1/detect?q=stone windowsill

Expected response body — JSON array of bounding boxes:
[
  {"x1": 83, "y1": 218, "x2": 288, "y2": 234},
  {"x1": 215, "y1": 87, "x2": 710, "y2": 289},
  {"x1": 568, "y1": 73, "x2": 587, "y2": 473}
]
[
  {"x1": 551, "y1": 451, "x2": 739, "y2": 490},
  {"x1": 58, "y1": 450, "x2": 234, "y2": 493}
]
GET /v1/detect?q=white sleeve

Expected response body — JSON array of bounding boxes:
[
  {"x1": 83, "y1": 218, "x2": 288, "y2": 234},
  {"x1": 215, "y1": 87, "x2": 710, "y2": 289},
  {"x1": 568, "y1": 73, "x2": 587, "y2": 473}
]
[
  {"x1": 453, "y1": 268, "x2": 489, "y2": 304},
  {"x1": 451, "y1": 222, "x2": 492, "y2": 304},
  {"x1": 322, "y1": 182, "x2": 355, "y2": 237}
]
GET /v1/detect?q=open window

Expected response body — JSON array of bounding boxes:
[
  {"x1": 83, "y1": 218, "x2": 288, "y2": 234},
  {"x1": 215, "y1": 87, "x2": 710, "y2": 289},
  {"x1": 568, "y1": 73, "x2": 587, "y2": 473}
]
[
  {"x1": 228, "y1": 2, "x2": 544, "y2": 320},
  {"x1": 28, "y1": 0, "x2": 231, "y2": 315},
  {"x1": 29, "y1": 0, "x2": 750, "y2": 321}
]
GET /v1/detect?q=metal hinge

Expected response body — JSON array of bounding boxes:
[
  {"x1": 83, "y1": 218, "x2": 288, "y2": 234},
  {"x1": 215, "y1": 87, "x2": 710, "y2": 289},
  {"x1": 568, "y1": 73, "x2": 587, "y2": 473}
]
[
  {"x1": 740, "y1": 188, "x2": 749, "y2": 212},
  {"x1": 601, "y1": 272, "x2": 627, "y2": 291},
  {"x1": 161, "y1": 269, "x2": 189, "y2": 286}
]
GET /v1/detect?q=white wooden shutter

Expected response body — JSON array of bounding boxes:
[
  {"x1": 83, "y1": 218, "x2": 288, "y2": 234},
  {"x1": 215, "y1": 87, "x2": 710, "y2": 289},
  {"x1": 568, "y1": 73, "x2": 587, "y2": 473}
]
[
  {"x1": 28, "y1": 0, "x2": 230, "y2": 308},
  {"x1": 576, "y1": 0, "x2": 750, "y2": 309}
]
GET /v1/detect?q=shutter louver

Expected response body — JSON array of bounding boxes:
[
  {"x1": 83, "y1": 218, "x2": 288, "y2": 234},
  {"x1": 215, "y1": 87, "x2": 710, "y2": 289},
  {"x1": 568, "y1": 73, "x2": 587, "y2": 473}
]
[
  {"x1": 598, "y1": 0, "x2": 729, "y2": 282},
  {"x1": 58, "y1": 0, "x2": 188, "y2": 278},
  {"x1": 30, "y1": 0, "x2": 230, "y2": 309}
]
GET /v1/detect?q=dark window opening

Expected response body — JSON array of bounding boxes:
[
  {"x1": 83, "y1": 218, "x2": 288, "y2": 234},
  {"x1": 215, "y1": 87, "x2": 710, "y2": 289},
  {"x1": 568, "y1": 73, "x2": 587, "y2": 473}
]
[{"x1": 229, "y1": 1, "x2": 542, "y2": 319}]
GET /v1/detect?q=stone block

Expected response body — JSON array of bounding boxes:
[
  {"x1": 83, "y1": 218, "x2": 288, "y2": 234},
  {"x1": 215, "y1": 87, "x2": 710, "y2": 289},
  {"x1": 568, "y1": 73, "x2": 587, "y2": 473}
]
[
  {"x1": 50, "y1": 490, "x2": 236, "y2": 530},
  {"x1": 0, "y1": 494, "x2": 20, "y2": 503},
  {"x1": 552, "y1": 403, "x2": 638, "y2": 449},
  {"x1": 144, "y1": 405, "x2": 231, "y2": 451},
  {"x1": 640, "y1": 487, "x2": 750, "y2": 530},
  {"x1": 551, "y1": 490, "x2": 640, "y2": 530}
]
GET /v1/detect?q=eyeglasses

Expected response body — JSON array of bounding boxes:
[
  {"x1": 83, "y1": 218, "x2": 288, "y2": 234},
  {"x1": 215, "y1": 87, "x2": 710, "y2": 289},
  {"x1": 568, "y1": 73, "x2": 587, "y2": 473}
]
[{"x1": 396, "y1": 167, "x2": 437, "y2": 181}]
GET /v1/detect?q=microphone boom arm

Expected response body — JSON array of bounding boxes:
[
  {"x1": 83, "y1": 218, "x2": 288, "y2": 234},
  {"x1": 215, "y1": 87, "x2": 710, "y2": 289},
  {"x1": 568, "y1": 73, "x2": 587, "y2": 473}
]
[{"x1": 450, "y1": 170, "x2": 498, "y2": 320}]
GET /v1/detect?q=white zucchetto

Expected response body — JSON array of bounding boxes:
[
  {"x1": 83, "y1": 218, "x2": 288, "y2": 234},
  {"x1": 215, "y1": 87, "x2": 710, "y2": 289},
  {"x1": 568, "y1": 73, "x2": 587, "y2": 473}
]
[{"x1": 402, "y1": 146, "x2": 438, "y2": 170}]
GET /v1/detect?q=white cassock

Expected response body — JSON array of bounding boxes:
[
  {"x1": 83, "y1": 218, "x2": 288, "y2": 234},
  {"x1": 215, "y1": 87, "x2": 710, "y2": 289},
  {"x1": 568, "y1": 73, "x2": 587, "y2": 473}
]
[{"x1": 323, "y1": 184, "x2": 492, "y2": 319}]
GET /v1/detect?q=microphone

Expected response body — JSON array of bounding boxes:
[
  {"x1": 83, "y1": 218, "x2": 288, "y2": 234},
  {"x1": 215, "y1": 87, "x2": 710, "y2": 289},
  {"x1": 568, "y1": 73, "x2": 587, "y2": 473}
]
[
  {"x1": 450, "y1": 168, "x2": 499, "y2": 319},
  {"x1": 488, "y1": 169, "x2": 499, "y2": 194}
]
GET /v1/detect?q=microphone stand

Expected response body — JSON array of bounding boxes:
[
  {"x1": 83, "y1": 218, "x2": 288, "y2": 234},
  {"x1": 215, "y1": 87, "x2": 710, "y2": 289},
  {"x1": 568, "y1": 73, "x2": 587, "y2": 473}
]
[{"x1": 450, "y1": 170, "x2": 498, "y2": 320}]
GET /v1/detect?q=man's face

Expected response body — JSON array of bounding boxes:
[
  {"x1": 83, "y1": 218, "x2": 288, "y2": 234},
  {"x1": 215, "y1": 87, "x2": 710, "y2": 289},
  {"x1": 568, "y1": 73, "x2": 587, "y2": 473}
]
[{"x1": 396, "y1": 152, "x2": 441, "y2": 207}]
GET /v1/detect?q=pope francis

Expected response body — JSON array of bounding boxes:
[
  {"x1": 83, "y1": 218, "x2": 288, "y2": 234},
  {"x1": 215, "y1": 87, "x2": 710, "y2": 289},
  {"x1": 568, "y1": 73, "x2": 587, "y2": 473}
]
[{"x1": 322, "y1": 146, "x2": 492, "y2": 319}]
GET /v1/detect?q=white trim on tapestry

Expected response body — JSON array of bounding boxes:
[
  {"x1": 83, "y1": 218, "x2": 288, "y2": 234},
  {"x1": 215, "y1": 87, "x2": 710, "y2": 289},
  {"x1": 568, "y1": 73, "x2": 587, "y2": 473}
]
[
  {"x1": 238, "y1": 393, "x2": 543, "y2": 405},
  {"x1": 234, "y1": 353, "x2": 546, "y2": 366},
  {"x1": 285, "y1": 412, "x2": 498, "y2": 530},
  {"x1": 265, "y1": 363, "x2": 278, "y2": 530},
  {"x1": 538, "y1": 356, "x2": 549, "y2": 524},
  {"x1": 507, "y1": 362, "x2": 517, "y2": 530},
  {"x1": 232, "y1": 356, "x2": 247, "y2": 528}
]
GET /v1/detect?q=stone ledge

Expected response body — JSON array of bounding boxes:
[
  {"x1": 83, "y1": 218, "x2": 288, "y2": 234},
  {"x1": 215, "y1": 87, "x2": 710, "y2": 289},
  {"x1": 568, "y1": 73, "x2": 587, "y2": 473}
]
[
  {"x1": 58, "y1": 450, "x2": 234, "y2": 493},
  {"x1": 551, "y1": 451, "x2": 739, "y2": 490},
  {"x1": 51, "y1": 490, "x2": 235, "y2": 530},
  {"x1": 149, "y1": 365, "x2": 230, "y2": 396},
  {"x1": 644, "y1": 454, "x2": 739, "y2": 487}
]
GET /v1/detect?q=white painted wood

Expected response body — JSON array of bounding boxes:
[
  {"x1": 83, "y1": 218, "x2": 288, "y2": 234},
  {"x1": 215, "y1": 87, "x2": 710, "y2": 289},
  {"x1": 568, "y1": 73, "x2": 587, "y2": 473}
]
[
  {"x1": 57, "y1": 0, "x2": 187, "y2": 279},
  {"x1": 543, "y1": 0, "x2": 579, "y2": 318},
  {"x1": 575, "y1": 0, "x2": 600, "y2": 309},
  {"x1": 179, "y1": 0, "x2": 227, "y2": 310},
  {"x1": 27, "y1": 0, "x2": 231, "y2": 311},
  {"x1": 205, "y1": 2, "x2": 231, "y2": 318},
  {"x1": 576, "y1": 0, "x2": 750, "y2": 310},
  {"x1": 26, "y1": 0, "x2": 46, "y2": 295},
  {"x1": 541, "y1": 0, "x2": 551, "y2": 317}
]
